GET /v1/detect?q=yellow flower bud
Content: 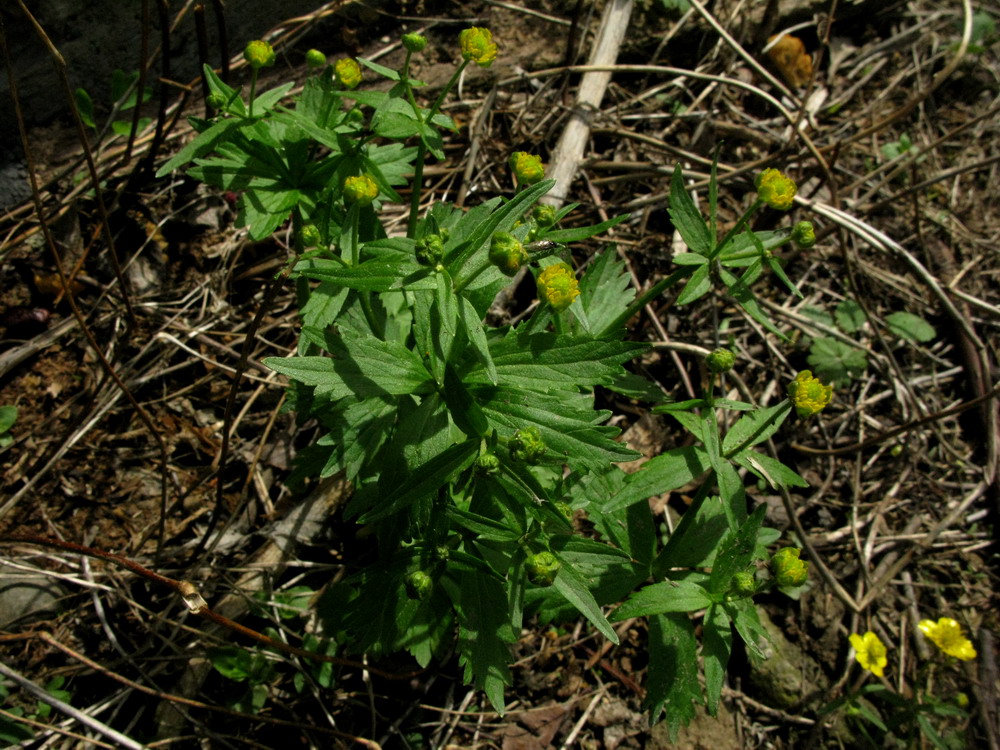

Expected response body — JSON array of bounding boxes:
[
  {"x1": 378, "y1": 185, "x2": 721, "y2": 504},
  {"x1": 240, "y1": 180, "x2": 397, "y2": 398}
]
[
  {"x1": 756, "y1": 168, "x2": 797, "y2": 210},
  {"x1": 244, "y1": 40, "x2": 276, "y2": 70},
  {"x1": 509, "y1": 151, "x2": 544, "y2": 186},
  {"x1": 787, "y1": 370, "x2": 832, "y2": 417},
  {"x1": 459, "y1": 27, "x2": 498, "y2": 67},
  {"x1": 537, "y1": 262, "x2": 580, "y2": 313},
  {"x1": 343, "y1": 174, "x2": 378, "y2": 206},
  {"x1": 334, "y1": 58, "x2": 362, "y2": 89}
]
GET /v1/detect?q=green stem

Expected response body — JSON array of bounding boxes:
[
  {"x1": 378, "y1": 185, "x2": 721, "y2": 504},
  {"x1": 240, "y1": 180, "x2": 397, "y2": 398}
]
[
  {"x1": 710, "y1": 198, "x2": 763, "y2": 260},
  {"x1": 248, "y1": 68, "x2": 258, "y2": 119},
  {"x1": 346, "y1": 204, "x2": 383, "y2": 337},
  {"x1": 407, "y1": 144, "x2": 426, "y2": 239}
]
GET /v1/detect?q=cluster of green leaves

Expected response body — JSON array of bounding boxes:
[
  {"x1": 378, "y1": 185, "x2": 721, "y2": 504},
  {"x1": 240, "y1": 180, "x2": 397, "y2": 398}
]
[
  {"x1": 0, "y1": 675, "x2": 72, "y2": 745},
  {"x1": 75, "y1": 69, "x2": 153, "y2": 137},
  {"x1": 160, "y1": 35, "x2": 821, "y2": 739}
]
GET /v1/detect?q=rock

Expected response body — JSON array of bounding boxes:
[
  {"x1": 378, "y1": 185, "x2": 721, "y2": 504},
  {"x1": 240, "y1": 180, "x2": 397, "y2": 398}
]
[{"x1": 0, "y1": 561, "x2": 67, "y2": 628}]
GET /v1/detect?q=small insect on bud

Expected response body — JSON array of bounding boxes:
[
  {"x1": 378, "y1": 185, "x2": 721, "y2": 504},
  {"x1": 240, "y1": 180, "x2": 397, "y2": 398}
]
[
  {"x1": 489, "y1": 232, "x2": 528, "y2": 276},
  {"x1": 343, "y1": 174, "x2": 379, "y2": 207},
  {"x1": 706, "y1": 347, "x2": 736, "y2": 374},
  {"x1": 525, "y1": 551, "x2": 560, "y2": 587},
  {"x1": 756, "y1": 168, "x2": 797, "y2": 210},
  {"x1": 305, "y1": 49, "x2": 327, "y2": 68},
  {"x1": 402, "y1": 33, "x2": 427, "y2": 54},
  {"x1": 244, "y1": 40, "x2": 276, "y2": 70}
]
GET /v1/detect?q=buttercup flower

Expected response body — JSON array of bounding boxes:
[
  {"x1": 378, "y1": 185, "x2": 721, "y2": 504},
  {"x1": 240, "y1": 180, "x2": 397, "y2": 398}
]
[
  {"x1": 244, "y1": 40, "x2": 276, "y2": 70},
  {"x1": 770, "y1": 547, "x2": 809, "y2": 587},
  {"x1": 459, "y1": 27, "x2": 498, "y2": 67},
  {"x1": 537, "y1": 262, "x2": 580, "y2": 313},
  {"x1": 489, "y1": 232, "x2": 528, "y2": 276},
  {"x1": 850, "y1": 631, "x2": 888, "y2": 677},
  {"x1": 343, "y1": 174, "x2": 378, "y2": 206},
  {"x1": 787, "y1": 370, "x2": 833, "y2": 417},
  {"x1": 509, "y1": 151, "x2": 545, "y2": 186},
  {"x1": 918, "y1": 618, "x2": 977, "y2": 661},
  {"x1": 305, "y1": 49, "x2": 326, "y2": 68},
  {"x1": 756, "y1": 168, "x2": 797, "y2": 210},
  {"x1": 402, "y1": 33, "x2": 427, "y2": 53},
  {"x1": 334, "y1": 58, "x2": 362, "y2": 89}
]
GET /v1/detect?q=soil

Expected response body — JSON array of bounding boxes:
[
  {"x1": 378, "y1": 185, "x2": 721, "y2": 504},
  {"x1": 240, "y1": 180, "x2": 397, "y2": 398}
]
[{"x1": 1, "y1": 1, "x2": 998, "y2": 748}]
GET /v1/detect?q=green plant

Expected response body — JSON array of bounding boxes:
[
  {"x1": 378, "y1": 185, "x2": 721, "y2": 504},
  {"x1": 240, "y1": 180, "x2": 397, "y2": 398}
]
[
  {"x1": 0, "y1": 405, "x2": 17, "y2": 448},
  {"x1": 0, "y1": 674, "x2": 73, "y2": 744},
  {"x1": 160, "y1": 30, "x2": 831, "y2": 738},
  {"x1": 75, "y1": 69, "x2": 153, "y2": 137}
]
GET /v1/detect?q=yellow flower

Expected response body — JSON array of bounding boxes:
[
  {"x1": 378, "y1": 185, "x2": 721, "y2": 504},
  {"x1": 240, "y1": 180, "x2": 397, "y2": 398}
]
[
  {"x1": 509, "y1": 151, "x2": 545, "y2": 186},
  {"x1": 787, "y1": 370, "x2": 833, "y2": 417},
  {"x1": 850, "y1": 631, "x2": 888, "y2": 677},
  {"x1": 334, "y1": 58, "x2": 362, "y2": 89},
  {"x1": 918, "y1": 618, "x2": 977, "y2": 661},
  {"x1": 756, "y1": 168, "x2": 797, "y2": 210},
  {"x1": 459, "y1": 27, "x2": 498, "y2": 67},
  {"x1": 343, "y1": 174, "x2": 378, "y2": 206},
  {"x1": 537, "y1": 262, "x2": 580, "y2": 313},
  {"x1": 244, "y1": 40, "x2": 276, "y2": 70}
]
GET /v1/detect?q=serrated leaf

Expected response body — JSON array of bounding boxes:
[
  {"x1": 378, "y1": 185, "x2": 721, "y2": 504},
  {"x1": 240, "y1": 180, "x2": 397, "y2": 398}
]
[
  {"x1": 886, "y1": 311, "x2": 935, "y2": 343},
  {"x1": 294, "y1": 256, "x2": 430, "y2": 291},
  {"x1": 445, "y1": 506, "x2": 521, "y2": 542},
  {"x1": 807, "y1": 337, "x2": 867, "y2": 387},
  {"x1": 719, "y1": 267, "x2": 786, "y2": 339},
  {"x1": 835, "y1": 299, "x2": 865, "y2": 334},
  {"x1": 551, "y1": 556, "x2": 619, "y2": 644},
  {"x1": 645, "y1": 613, "x2": 700, "y2": 735},
  {"x1": 578, "y1": 250, "x2": 636, "y2": 337},
  {"x1": 668, "y1": 164, "x2": 711, "y2": 255},
  {"x1": 707, "y1": 504, "x2": 767, "y2": 595},
  {"x1": 542, "y1": 214, "x2": 629, "y2": 244},
  {"x1": 156, "y1": 117, "x2": 247, "y2": 177},
  {"x1": 609, "y1": 446, "x2": 709, "y2": 513},
  {"x1": 609, "y1": 580, "x2": 713, "y2": 620},
  {"x1": 735, "y1": 451, "x2": 808, "y2": 489},
  {"x1": 301, "y1": 281, "x2": 349, "y2": 330},
  {"x1": 721, "y1": 402, "x2": 791, "y2": 456},
  {"x1": 726, "y1": 598, "x2": 770, "y2": 662}
]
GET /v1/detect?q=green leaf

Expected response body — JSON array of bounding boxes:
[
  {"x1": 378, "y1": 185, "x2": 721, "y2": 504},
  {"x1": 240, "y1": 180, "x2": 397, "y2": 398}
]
[
  {"x1": 726, "y1": 598, "x2": 770, "y2": 662},
  {"x1": 676, "y1": 263, "x2": 712, "y2": 305},
  {"x1": 293, "y1": 256, "x2": 431, "y2": 291},
  {"x1": 156, "y1": 117, "x2": 248, "y2": 177},
  {"x1": 645, "y1": 613, "x2": 700, "y2": 736},
  {"x1": 111, "y1": 117, "x2": 152, "y2": 136},
  {"x1": 668, "y1": 164, "x2": 711, "y2": 255},
  {"x1": 609, "y1": 580, "x2": 713, "y2": 620},
  {"x1": 703, "y1": 604, "x2": 732, "y2": 716},
  {"x1": 734, "y1": 451, "x2": 808, "y2": 490},
  {"x1": 301, "y1": 281, "x2": 350, "y2": 330},
  {"x1": 458, "y1": 295, "x2": 497, "y2": 385},
  {"x1": 719, "y1": 266, "x2": 786, "y2": 340},
  {"x1": 0, "y1": 405, "x2": 17, "y2": 434},
  {"x1": 542, "y1": 214, "x2": 629, "y2": 244},
  {"x1": 807, "y1": 337, "x2": 867, "y2": 387},
  {"x1": 721, "y1": 402, "x2": 791, "y2": 457},
  {"x1": 578, "y1": 249, "x2": 636, "y2": 337},
  {"x1": 208, "y1": 646, "x2": 252, "y2": 682},
  {"x1": 445, "y1": 506, "x2": 521, "y2": 542},
  {"x1": 886, "y1": 311, "x2": 936, "y2": 343},
  {"x1": 360, "y1": 439, "x2": 479, "y2": 523},
  {"x1": 446, "y1": 572, "x2": 515, "y2": 714},
  {"x1": 672, "y1": 252, "x2": 708, "y2": 266},
  {"x1": 551, "y1": 555, "x2": 619, "y2": 644},
  {"x1": 609, "y1": 446, "x2": 709, "y2": 513},
  {"x1": 74, "y1": 88, "x2": 96, "y2": 129},
  {"x1": 465, "y1": 332, "x2": 644, "y2": 389},
  {"x1": 835, "y1": 299, "x2": 865, "y2": 334},
  {"x1": 653, "y1": 493, "x2": 731, "y2": 573},
  {"x1": 707, "y1": 503, "x2": 767, "y2": 595}
]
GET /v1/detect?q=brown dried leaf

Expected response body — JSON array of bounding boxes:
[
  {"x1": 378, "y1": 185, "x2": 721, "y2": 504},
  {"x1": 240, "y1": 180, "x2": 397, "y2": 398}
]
[{"x1": 767, "y1": 34, "x2": 813, "y2": 87}]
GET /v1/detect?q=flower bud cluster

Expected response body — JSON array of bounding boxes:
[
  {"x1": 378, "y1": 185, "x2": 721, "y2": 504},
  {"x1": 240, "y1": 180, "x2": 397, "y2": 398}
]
[
  {"x1": 509, "y1": 425, "x2": 546, "y2": 464},
  {"x1": 416, "y1": 230, "x2": 448, "y2": 266}
]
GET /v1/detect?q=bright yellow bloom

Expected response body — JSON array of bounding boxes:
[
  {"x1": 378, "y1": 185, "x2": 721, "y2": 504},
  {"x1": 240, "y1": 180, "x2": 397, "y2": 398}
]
[
  {"x1": 756, "y1": 168, "x2": 797, "y2": 210},
  {"x1": 459, "y1": 27, "x2": 498, "y2": 67},
  {"x1": 343, "y1": 174, "x2": 378, "y2": 206},
  {"x1": 334, "y1": 58, "x2": 362, "y2": 89},
  {"x1": 509, "y1": 151, "x2": 545, "y2": 186},
  {"x1": 918, "y1": 618, "x2": 977, "y2": 661},
  {"x1": 244, "y1": 40, "x2": 276, "y2": 70},
  {"x1": 787, "y1": 370, "x2": 833, "y2": 417},
  {"x1": 537, "y1": 262, "x2": 580, "y2": 313},
  {"x1": 850, "y1": 631, "x2": 888, "y2": 677}
]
